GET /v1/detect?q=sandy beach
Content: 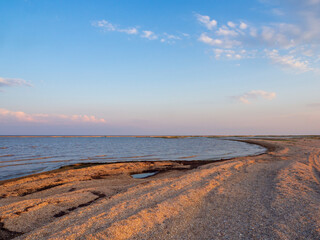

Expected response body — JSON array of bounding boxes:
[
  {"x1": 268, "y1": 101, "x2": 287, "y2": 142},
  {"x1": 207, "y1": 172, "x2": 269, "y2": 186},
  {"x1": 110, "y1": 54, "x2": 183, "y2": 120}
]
[{"x1": 0, "y1": 137, "x2": 320, "y2": 239}]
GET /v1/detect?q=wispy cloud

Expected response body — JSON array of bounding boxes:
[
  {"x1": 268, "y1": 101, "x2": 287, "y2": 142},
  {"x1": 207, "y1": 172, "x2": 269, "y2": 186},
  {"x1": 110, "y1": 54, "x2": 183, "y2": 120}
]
[
  {"x1": 92, "y1": 20, "x2": 116, "y2": 31},
  {"x1": 271, "y1": 8, "x2": 285, "y2": 16},
  {"x1": 196, "y1": 17, "x2": 248, "y2": 50},
  {"x1": 216, "y1": 26, "x2": 239, "y2": 37},
  {"x1": 265, "y1": 49, "x2": 312, "y2": 72},
  {"x1": 198, "y1": 33, "x2": 222, "y2": 46},
  {"x1": 93, "y1": 19, "x2": 187, "y2": 44},
  {"x1": 0, "y1": 77, "x2": 31, "y2": 89},
  {"x1": 0, "y1": 108, "x2": 106, "y2": 124},
  {"x1": 93, "y1": 2, "x2": 320, "y2": 74},
  {"x1": 198, "y1": 33, "x2": 241, "y2": 48},
  {"x1": 92, "y1": 20, "x2": 138, "y2": 35},
  {"x1": 214, "y1": 49, "x2": 244, "y2": 60},
  {"x1": 118, "y1": 28, "x2": 138, "y2": 35},
  {"x1": 195, "y1": 0, "x2": 320, "y2": 73},
  {"x1": 233, "y1": 90, "x2": 276, "y2": 104}
]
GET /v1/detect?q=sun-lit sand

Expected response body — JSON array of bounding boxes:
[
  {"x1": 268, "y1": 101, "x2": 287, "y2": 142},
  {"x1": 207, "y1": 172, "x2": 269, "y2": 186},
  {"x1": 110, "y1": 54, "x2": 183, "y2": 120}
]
[{"x1": 0, "y1": 137, "x2": 320, "y2": 239}]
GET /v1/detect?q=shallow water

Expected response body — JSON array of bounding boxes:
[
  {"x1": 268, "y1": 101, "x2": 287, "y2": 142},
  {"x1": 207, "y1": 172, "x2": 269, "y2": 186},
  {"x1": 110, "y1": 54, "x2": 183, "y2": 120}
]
[
  {"x1": 0, "y1": 137, "x2": 266, "y2": 181},
  {"x1": 131, "y1": 171, "x2": 159, "y2": 179}
]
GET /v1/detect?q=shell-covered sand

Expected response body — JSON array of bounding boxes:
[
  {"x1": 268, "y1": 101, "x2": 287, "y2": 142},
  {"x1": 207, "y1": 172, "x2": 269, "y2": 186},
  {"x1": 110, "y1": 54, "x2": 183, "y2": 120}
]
[{"x1": 0, "y1": 138, "x2": 320, "y2": 239}]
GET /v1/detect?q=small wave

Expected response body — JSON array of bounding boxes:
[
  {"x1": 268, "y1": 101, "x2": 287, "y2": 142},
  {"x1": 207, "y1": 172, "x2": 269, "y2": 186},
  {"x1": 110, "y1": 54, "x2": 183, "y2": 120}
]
[
  {"x1": 179, "y1": 155, "x2": 198, "y2": 159},
  {"x1": 0, "y1": 159, "x2": 76, "y2": 168},
  {"x1": 0, "y1": 154, "x2": 14, "y2": 158},
  {"x1": 119, "y1": 155, "x2": 156, "y2": 159},
  {"x1": 26, "y1": 156, "x2": 54, "y2": 161},
  {"x1": 80, "y1": 157, "x2": 117, "y2": 161},
  {"x1": 221, "y1": 152, "x2": 233, "y2": 156},
  {"x1": 0, "y1": 156, "x2": 57, "y2": 163}
]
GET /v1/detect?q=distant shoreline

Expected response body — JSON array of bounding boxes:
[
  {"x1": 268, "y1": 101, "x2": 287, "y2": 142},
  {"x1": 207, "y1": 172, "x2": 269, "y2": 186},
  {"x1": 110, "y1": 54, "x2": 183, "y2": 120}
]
[{"x1": 0, "y1": 135, "x2": 317, "y2": 138}]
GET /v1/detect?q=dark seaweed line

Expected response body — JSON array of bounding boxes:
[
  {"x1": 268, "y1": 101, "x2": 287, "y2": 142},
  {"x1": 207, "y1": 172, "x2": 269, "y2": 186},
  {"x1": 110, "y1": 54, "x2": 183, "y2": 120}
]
[
  {"x1": 0, "y1": 218, "x2": 23, "y2": 240},
  {"x1": 53, "y1": 191, "x2": 106, "y2": 218}
]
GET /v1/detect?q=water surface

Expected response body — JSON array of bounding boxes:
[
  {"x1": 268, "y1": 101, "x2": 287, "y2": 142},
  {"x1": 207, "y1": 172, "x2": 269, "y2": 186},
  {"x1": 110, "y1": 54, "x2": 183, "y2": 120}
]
[{"x1": 0, "y1": 137, "x2": 266, "y2": 181}]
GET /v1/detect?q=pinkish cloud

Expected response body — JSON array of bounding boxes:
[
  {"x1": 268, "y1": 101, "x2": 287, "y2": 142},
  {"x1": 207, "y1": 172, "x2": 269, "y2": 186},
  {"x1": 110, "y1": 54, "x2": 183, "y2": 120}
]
[
  {"x1": 0, "y1": 108, "x2": 106, "y2": 124},
  {"x1": 233, "y1": 90, "x2": 276, "y2": 104},
  {"x1": 0, "y1": 77, "x2": 31, "y2": 88}
]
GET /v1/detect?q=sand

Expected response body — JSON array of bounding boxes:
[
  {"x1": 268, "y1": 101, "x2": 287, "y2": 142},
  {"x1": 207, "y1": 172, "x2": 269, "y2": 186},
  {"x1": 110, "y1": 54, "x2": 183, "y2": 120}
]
[{"x1": 0, "y1": 137, "x2": 319, "y2": 239}]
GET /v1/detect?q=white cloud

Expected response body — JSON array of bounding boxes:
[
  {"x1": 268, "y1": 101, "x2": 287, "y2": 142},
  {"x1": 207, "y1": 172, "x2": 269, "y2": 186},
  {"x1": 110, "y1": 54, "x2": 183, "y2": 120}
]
[
  {"x1": 0, "y1": 108, "x2": 106, "y2": 124},
  {"x1": 141, "y1": 30, "x2": 158, "y2": 40},
  {"x1": 159, "y1": 33, "x2": 183, "y2": 44},
  {"x1": 92, "y1": 20, "x2": 116, "y2": 31},
  {"x1": 216, "y1": 27, "x2": 238, "y2": 37},
  {"x1": 213, "y1": 49, "x2": 257, "y2": 60},
  {"x1": 164, "y1": 33, "x2": 181, "y2": 40},
  {"x1": 118, "y1": 28, "x2": 138, "y2": 35},
  {"x1": 265, "y1": 49, "x2": 313, "y2": 72},
  {"x1": 234, "y1": 90, "x2": 276, "y2": 104},
  {"x1": 196, "y1": 14, "x2": 217, "y2": 30},
  {"x1": 214, "y1": 49, "x2": 242, "y2": 60},
  {"x1": 227, "y1": 21, "x2": 236, "y2": 28},
  {"x1": 239, "y1": 22, "x2": 248, "y2": 30},
  {"x1": 198, "y1": 33, "x2": 222, "y2": 45},
  {"x1": 92, "y1": 20, "x2": 138, "y2": 35},
  {"x1": 198, "y1": 33, "x2": 241, "y2": 48}
]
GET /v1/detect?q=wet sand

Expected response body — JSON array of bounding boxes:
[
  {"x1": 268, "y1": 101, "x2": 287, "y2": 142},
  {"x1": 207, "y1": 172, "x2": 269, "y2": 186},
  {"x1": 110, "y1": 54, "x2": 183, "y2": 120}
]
[{"x1": 0, "y1": 137, "x2": 319, "y2": 239}]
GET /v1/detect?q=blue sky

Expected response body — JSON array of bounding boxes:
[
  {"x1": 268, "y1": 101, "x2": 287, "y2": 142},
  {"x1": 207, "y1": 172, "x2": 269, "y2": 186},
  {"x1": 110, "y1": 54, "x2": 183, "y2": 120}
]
[{"x1": 1, "y1": 0, "x2": 320, "y2": 135}]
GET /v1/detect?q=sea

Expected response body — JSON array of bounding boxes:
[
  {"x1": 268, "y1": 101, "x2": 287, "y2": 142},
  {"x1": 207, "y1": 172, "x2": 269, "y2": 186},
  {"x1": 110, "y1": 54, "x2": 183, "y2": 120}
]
[{"x1": 0, "y1": 136, "x2": 266, "y2": 181}]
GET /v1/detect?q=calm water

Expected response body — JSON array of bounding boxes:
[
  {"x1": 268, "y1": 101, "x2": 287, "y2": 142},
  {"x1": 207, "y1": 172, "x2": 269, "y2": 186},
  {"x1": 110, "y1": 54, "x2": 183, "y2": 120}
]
[{"x1": 0, "y1": 137, "x2": 266, "y2": 181}]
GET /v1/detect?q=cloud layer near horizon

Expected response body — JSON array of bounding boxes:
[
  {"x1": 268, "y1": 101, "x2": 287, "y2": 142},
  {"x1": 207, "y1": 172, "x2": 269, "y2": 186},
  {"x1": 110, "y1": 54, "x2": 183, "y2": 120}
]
[{"x1": 0, "y1": 108, "x2": 106, "y2": 124}]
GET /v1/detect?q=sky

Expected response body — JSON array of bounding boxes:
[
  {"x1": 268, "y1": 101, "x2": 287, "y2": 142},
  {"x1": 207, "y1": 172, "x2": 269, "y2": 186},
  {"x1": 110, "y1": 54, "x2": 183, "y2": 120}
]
[{"x1": 1, "y1": 0, "x2": 320, "y2": 135}]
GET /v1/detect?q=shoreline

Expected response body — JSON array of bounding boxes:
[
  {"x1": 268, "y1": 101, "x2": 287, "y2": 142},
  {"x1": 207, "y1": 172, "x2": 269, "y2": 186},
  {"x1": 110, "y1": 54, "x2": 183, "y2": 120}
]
[
  {"x1": 0, "y1": 139, "x2": 270, "y2": 186},
  {"x1": 1, "y1": 137, "x2": 319, "y2": 239}
]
